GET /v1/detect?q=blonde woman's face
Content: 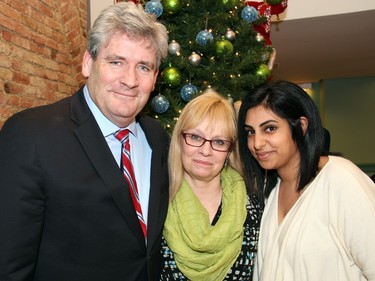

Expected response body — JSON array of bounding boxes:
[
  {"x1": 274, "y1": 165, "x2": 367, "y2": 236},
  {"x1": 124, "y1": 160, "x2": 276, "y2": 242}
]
[{"x1": 181, "y1": 118, "x2": 231, "y2": 184}]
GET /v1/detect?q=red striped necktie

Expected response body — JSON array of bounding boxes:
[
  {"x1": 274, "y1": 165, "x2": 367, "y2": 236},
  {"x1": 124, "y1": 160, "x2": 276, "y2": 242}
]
[{"x1": 114, "y1": 129, "x2": 147, "y2": 238}]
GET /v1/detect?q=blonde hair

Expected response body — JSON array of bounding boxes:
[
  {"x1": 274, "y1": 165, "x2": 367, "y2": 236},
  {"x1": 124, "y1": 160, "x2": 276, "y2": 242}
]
[{"x1": 168, "y1": 89, "x2": 240, "y2": 199}]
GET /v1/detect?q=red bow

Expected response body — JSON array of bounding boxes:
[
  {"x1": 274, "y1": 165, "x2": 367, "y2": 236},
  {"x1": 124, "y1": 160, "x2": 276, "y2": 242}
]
[{"x1": 246, "y1": 0, "x2": 288, "y2": 45}]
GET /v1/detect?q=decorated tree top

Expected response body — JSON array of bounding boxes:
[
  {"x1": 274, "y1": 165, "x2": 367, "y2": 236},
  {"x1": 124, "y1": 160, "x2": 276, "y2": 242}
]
[{"x1": 123, "y1": 0, "x2": 288, "y2": 133}]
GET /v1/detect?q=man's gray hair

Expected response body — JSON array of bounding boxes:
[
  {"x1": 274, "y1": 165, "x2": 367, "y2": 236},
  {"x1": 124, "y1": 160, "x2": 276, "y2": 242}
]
[{"x1": 88, "y1": 1, "x2": 168, "y2": 68}]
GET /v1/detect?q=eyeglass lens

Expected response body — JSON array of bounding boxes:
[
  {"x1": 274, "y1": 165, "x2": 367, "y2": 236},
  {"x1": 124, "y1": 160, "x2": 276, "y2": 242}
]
[{"x1": 182, "y1": 133, "x2": 231, "y2": 152}]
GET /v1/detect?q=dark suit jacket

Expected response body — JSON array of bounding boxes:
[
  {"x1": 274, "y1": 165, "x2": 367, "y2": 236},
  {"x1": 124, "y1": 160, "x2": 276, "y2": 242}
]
[{"x1": 0, "y1": 88, "x2": 169, "y2": 281}]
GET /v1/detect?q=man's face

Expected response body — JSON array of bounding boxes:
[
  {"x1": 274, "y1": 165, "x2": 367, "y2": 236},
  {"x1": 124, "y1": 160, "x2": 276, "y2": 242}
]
[{"x1": 82, "y1": 32, "x2": 159, "y2": 127}]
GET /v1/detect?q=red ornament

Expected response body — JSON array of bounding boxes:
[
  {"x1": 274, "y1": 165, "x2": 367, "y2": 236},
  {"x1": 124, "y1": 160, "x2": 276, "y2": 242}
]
[{"x1": 246, "y1": 0, "x2": 288, "y2": 45}]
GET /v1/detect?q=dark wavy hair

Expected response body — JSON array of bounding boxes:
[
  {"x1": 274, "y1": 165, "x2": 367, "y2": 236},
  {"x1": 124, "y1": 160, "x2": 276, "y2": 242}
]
[{"x1": 237, "y1": 81, "x2": 325, "y2": 202}]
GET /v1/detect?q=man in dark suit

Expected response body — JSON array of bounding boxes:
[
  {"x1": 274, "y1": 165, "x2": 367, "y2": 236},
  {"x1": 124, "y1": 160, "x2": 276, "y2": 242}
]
[{"x1": 0, "y1": 2, "x2": 169, "y2": 280}]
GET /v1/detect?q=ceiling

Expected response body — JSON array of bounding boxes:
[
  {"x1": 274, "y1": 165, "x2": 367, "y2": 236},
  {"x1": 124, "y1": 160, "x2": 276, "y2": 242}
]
[{"x1": 269, "y1": 9, "x2": 375, "y2": 84}]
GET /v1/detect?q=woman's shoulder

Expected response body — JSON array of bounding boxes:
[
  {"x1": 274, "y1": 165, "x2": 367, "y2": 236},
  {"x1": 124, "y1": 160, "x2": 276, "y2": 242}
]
[
  {"x1": 323, "y1": 155, "x2": 370, "y2": 181},
  {"x1": 318, "y1": 156, "x2": 375, "y2": 202}
]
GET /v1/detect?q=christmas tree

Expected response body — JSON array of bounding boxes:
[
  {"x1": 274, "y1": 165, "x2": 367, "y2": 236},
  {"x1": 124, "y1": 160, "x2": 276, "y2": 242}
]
[{"x1": 139, "y1": 0, "x2": 281, "y2": 133}]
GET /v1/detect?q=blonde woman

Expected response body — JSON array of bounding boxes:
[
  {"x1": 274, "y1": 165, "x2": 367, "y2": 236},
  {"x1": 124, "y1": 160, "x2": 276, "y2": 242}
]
[{"x1": 161, "y1": 90, "x2": 262, "y2": 280}]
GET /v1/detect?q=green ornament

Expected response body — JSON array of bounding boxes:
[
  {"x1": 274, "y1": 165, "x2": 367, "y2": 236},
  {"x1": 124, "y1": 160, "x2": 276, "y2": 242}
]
[
  {"x1": 161, "y1": 0, "x2": 182, "y2": 15},
  {"x1": 216, "y1": 39, "x2": 234, "y2": 58},
  {"x1": 256, "y1": 64, "x2": 271, "y2": 80},
  {"x1": 161, "y1": 67, "x2": 182, "y2": 88},
  {"x1": 266, "y1": 0, "x2": 283, "y2": 5}
]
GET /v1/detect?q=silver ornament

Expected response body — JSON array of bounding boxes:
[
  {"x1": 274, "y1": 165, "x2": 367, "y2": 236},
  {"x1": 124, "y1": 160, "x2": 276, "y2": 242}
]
[
  {"x1": 261, "y1": 52, "x2": 269, "y2": 62},
  {"x1": 188, "y1": 52, "x2": 201, "y2": 66},
  {"x1": 225, "y1": 29, "x2": 236, "y2": 41},
  {"x1": 255, "y1": 33, "x2": 264, "y2": 42},
  {"x1": 168, "y1": 40, "x2": 181, "y2": 55}
]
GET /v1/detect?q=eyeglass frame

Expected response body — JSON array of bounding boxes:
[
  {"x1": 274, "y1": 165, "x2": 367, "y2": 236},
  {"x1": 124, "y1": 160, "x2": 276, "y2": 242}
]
[{"x1": 181, "y1": 132, "x2": 233, "y2": 152}]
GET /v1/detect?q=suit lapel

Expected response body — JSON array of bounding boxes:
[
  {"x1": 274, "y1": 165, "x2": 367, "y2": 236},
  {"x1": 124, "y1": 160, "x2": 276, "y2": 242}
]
[{"x1": 70, "y1": 90, "x2": 146, "y2": 249}]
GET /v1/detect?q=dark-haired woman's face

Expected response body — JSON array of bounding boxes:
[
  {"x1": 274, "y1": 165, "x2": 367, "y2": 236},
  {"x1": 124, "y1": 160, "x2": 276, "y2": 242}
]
[{"x1": 244, "y1": 105, "x2": 300, "y2": 174}]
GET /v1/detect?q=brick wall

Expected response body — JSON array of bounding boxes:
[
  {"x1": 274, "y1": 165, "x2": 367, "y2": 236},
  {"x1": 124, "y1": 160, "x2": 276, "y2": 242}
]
[{"x1": 0, "y1": 0, "x2": 88, "y2": 128}]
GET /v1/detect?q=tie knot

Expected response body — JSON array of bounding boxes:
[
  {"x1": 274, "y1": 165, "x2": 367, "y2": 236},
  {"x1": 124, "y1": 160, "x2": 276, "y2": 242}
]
[{"x1": 114, "y1": 129, "x2": 130, "y2": 143}]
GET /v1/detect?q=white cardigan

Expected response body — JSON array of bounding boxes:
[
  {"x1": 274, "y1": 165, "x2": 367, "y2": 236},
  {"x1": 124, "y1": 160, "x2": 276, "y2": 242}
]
[{"x1": 254, "y1": 156, "x2": 375, "y2": 281}]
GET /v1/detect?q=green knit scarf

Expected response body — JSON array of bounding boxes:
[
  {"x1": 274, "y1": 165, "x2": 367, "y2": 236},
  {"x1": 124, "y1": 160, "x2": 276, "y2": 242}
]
[{"x1": 163, "y1": 167, "x2": 247, "y2": 281}]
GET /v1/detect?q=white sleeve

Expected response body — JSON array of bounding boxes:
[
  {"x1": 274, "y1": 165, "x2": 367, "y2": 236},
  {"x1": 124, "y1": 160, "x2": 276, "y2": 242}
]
[{"x1": 328, "y1": 159, "x2": 375, "y2": 280}]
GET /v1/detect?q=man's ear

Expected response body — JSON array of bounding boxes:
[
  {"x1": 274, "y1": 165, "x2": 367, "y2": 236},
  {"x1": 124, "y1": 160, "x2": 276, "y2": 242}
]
[
  {"x1": 81, "y1": 50, "x2": 93, "y2": 78},
  {"x1": 300, "y1": 116, "x2": 308, "y2": 135}
]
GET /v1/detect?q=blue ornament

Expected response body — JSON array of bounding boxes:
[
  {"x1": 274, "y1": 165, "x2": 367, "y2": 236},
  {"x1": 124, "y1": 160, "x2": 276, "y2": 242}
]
[
  {"x1": 151, "y1": 94, "x2": 169, "y2": 113},
  {"x1": 180, "y1": 83, "x2": 198, "y2": 102},
  {"x1": 145, "y1": 0, "x2": 163, "y2": 18},
  {"x1": 196, "y1": 30, "x2": 214, "y2": 46},
  {"x1": 241, "y1": 6, "x2": 258, "y2": 23}
]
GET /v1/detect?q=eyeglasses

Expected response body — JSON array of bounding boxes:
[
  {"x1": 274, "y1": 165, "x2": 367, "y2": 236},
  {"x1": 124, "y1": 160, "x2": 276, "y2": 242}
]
[{"x1": 181, "y1": 133, "x2": 233, "y2": 152}]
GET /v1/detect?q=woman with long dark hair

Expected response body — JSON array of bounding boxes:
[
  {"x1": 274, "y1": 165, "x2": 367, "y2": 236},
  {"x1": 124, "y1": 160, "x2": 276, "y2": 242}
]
[{"x1": 237, "y1": 80, "x2": 375, "y2": 281}]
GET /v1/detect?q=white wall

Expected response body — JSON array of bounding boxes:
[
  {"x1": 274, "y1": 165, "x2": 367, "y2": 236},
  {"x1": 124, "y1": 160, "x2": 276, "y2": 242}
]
[
  {"x1": 275, "y1": 0, "x2": 375, "y2": 21},
  {"x1": 88, "y1": 0, "x2": 113, "y2": 28}
]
